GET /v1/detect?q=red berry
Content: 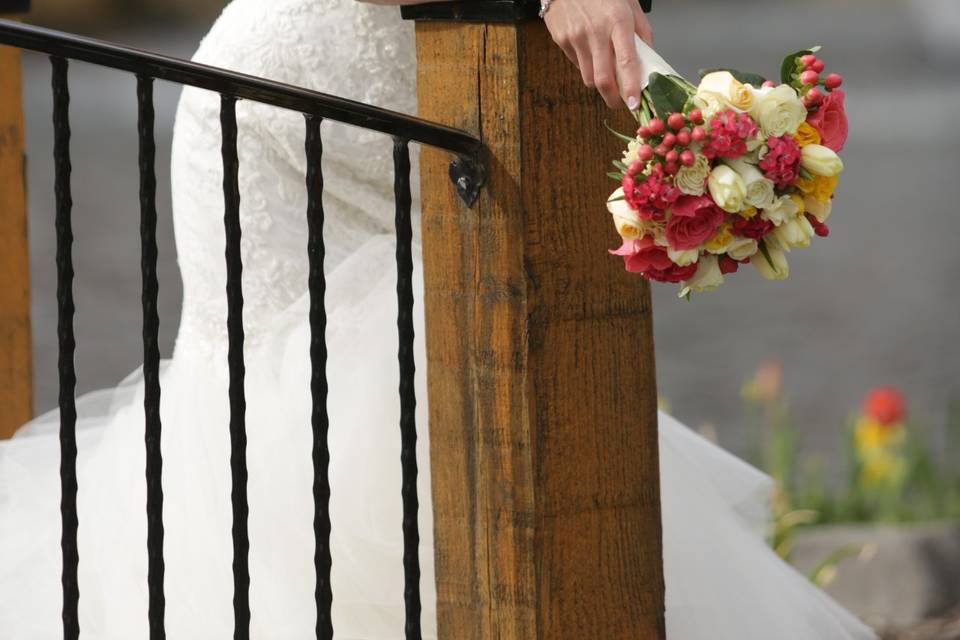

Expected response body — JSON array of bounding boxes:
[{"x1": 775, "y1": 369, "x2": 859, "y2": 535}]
[
  {"x1": 805, "y1": 213, "x2": 830, "y2": 237},
  {"x1": 661, "y1": 132, "x2": 677, "y2": 148},
  {"x1": 667, "y1": 112, "x2": 686, "y2": 130},
  {"x1": 691, "y1": 126, "x2": 706, "y2": 142},
  {"x1": 648, "y1": 118, "x2": 665, "y2": 134},
  {"x1": 665, "y1": 149, "x2": 679, "y2": 164},
  {"x1": 800, "y1": 54, "x2": 817, "y2": 68},
  {"x1": 806, "y1": 87, "x2": 823, "y2": 103},
  {"x1": 762, "y1": 80, "x2": 777, "y2": 89},
  {"x1": 665, "y1": 161, "x2": 680, "y2": 175},
  {"x1": 638, "y1": 144, "x2": 654, "y2": 162},
  {"x1": 680, "y1": 150, "x2": 696, "y2": 167},
  {"x1": 719, "y1": 255, "x2": 740, "y2": 274},
  {"x1": 654, "y1": 144, "x2": 669, "y2": 157},
  {"x1": 811, "y1": 59, "x2": 825, "y2": 73},
  {"x1": 824, "y1": 73, "x2": 843, "y2": 90},
  {"x1": 628, "y1": 160, "x2": 645, "y2": 175},
  {"x1": 676, "y1": 129, "x2": 691, "y2": 147},
  {"x1": 800, "y1": 70, "x2": 820, "y2": 86},
  {"x1": 638, "y1": 126, "x2": 651, "y2": 139},
  {"x1": 688, "y1": 108, "x2": 703, "y2": 124}
]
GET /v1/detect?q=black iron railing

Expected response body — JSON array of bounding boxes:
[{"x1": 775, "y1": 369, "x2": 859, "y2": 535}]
[{"x1": 0, "y1": 17, "x2": 484, "y2": 640}]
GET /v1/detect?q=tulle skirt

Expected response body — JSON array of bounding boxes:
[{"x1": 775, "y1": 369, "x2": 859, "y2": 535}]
[{"x1": 0, "y1": 234, "x2": 875, "y2": 639}]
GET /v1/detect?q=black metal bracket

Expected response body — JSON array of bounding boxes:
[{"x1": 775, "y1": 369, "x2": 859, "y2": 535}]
[
  {"x1": 0, "y1": 0, "x2": 29, "y2": 13},
  {"x1": 449, "y1": 154, "x2": 485, "y2": 207},
  {"x1": 402, "y1": 0, "x2": 650, "y2": 22}
]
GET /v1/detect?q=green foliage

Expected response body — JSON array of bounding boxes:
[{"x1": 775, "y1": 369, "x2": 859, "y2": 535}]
[
  {"x1": 780, "y1": 46, "x2": 822, "y2": 86},
  {"x1": 647, "y1": 72, "x2": 693, "y2": 119}
]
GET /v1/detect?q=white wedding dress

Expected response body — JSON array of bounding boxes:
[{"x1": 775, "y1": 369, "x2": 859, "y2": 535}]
[{"x1": 0, "y1": 1, "x2": 877, "y2": 638}]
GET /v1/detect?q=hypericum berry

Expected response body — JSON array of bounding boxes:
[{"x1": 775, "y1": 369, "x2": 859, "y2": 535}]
[
  {"x1": 680, "y1": 150, "x2": 696, "y2": 167},
  {"x1": 691, "y1": 126, "x2": 706, "y2": 142},
  {"x1": 664, "y1": 161, "x2": 680, "y2": 175},
  {"x1": 638, "y1": 144, "x2": 654, "y2": 162},
  {"x1": 800, "y1": 70, "x2": 820, "y2": 86},
  {"x1": 806, "y1": 213, "x2": 830, "y2": 237},
  {"x1": 806, "y1": 87, "x2": 823, "y2": 104},
  {"x1": 665, "y1": 149, "x2": 679, "y2": 164},
  {"x1": 688, "y1": 108, "x2": 704, "y2": 124},
  {"x1": 824, "y1": 73, "x2": 843, "y2": 90},
  {"x1": 811, "y1": 59, "x2": 825, "y2": 73},
  {"x1": 648, "y1": 118, "x2": 665, "y2": 134},
  {"x1": 676, "y1": 129, "x2": 691, "y2": 147},
  {"x1": 762, "y1": 80, "x2": 777, "y2": 89},
  {"x1": 638, "y1": 126, "x2": 651, "y2": 139},
  {"x1": 667, "y1": 112, "x2": 686, "y2": 130},
  {"x1": 655, "y1": 144, "x2": 669, "y2": 157},
  {"x1": 661, "y1": 132, "x2": 677, "y2": 148},
  {"x1": 800, "y1": 54, "x2": 817, "y2": 68},
  {"x1": 628, "y1": 160, "x2": 645, "y2": 175}
]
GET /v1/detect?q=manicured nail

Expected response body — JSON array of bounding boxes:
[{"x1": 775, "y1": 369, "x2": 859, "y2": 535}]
[{"x1": 627, "y1": 95, "x2": 639, "y2": 110}]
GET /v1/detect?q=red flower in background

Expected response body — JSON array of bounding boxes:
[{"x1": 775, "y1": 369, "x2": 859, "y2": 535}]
[
  {"x1": 610, "y1": 237, "x2": 698, "y2": 283},
  {"x1": 758, "y1": 135, "x2": 802, "y2": 189},
  {"x1": 863, "y1": 386, "x2": 906, "y2": 425},
  {"x1": 703, "y1": 110, "x2": 758, "y2": 160},
  {"x1": 806, "y1": 89, "x2": 848, "y2": 153},
  {"x1": 622, "y1": 165, "x2": 680, "y2": 221}
]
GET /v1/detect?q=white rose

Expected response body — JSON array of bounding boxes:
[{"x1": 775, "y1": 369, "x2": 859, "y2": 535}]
[
  {"x1": 804, "y1": 195, "x2": 832, "y2": 223},
  {"x1": 749, "y1": 84, "x2": 806, "y2": 138},
  {"x1": 770, "y1": 215, "x2": 815, "y2": 250},
  {"x1": 751, "y1": 243, "x2": 790, "y2": 280},
  {"x1": 667, "y1": 247, "x2": 700, "y2": 267},
  {"x1": 727, "y1": 236, "x2": 759, "y2": 261},
  {"x1": 692, "y1": 92, "x2": 724, "y2": 122},
  {"x1": 607, "y1": 188, "x2": 643, "y2": 240},
  {"x1": 696, "y1": 71, "x2": 753, "y2": 112},
  {"x1": 708, "y1": 165, "x2": 746, "y2": 213},
  {"x1": 801, "y1": 144, "x2": 844, "y2": 177},
  {"x1": 723, "y1": 157, "x2": 776, "y2": 209},
  {"x1": 679, "y1": 254, "x2": 724, "y2": 297},
  {"x1": 674, "y1": 153, "x2": 710, "y2": 196},
  {"x1": 761, "y1": 194, "x2": 801, "y2": 226}
]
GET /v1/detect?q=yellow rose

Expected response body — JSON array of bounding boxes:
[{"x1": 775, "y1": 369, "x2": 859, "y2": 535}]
[
  {"x1": 697, "y1": 71, "x2": 753, "y2": 112},
  {"x1": 738, "y1": 206, "x2": 758, "y2": 220},
  {"x1": 705, "y1": 223, "x2": 734, "y2": 253},
  {"x1": 708, "y1": 165, "x2": 746, "y2": 213},
  {"x1": 793, "y1": 122, "x2": 822, "y2": 147},
  {"x1": 607, "y1": 188, "x2": 643, "y2": 240},
  {"x1": 770, "y1": 215, "x2": 814, "y2": 250},
  {"x1": 790, "y1": 193, "x2": 806, "y2": 215},
  {"x1": 667, "y1": 247, "x2": 699, "y2": 267},
  {"x1": 679, "y1": 254, "x2": 725, "y2": 297},
  {"x1": 801, "y1": 144, "x2": 844, "y2": 177},
  {"x1": 804, "y1": 196, "x2": 832, "y2": 223},
  {"x1": 727, "y1": 236, "x2": 759, "y2": 261}
]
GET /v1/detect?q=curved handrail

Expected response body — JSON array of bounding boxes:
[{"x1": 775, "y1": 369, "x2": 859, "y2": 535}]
[{"x1": 0, "y1": 18, "x2": 482, "y2": 158}]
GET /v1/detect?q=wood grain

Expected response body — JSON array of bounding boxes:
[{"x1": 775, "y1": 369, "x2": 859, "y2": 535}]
[
  {"x1": 0, "y1": 24, "x2": 32, "y2": 440},
  {"x1": 416, "y1": 20, "x2": 665, "y2": 639}
]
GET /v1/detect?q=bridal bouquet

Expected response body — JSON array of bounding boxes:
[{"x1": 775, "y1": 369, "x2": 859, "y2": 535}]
[{"x1": 606, "y1": 43, "x2": 847, "y2": 297}]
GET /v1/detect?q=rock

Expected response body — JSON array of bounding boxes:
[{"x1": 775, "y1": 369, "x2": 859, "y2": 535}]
[{"x1": 791, "y1": 522, "x2": 960, "y2": 631}]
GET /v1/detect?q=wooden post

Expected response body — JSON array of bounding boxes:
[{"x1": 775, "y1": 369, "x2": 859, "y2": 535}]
[
  {"x1": 405, "y1": 3, "x2": 666, "y2": 637},
  {"x1": 0, "y1": 1, "x2": 32, "y2": 439}
]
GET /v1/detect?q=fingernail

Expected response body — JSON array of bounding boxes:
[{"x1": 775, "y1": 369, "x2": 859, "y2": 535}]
[{"x1": 627, "y1": 95, "x2": 639, "y2": 110}]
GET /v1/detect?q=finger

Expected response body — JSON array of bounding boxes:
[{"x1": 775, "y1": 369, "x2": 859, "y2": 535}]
[
  {"x1": 572, "y1": 40, "x2": 595, "y2": 89},
  {"x1": 634, "y1": 10, "x2": 654, "y2": 47},
  {"x1": 590, "y1": 38, "x2": 620, "y2": 108},
  {"x1": 612, "y1": 22, "x2": 642, "y2": 110},
  {"x1": 558, "y1": 41, "x2": 579, "y2": 67}
]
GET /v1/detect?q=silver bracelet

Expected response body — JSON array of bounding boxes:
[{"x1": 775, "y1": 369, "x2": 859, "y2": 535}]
[{"x1": 538, "y1": 0, "x2": 552, "y2": 18}]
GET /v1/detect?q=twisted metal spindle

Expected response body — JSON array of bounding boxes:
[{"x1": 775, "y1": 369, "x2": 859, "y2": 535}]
[
  {"x1": 51, "y1": 54, "x2": 79, "y2": 640},
  {"x1": 138, "y1": 74, "x2": 166, "y2": 640},
  {"x1": 393, "y1": 138, "x2": 421, "y2": 640},
  {"x1": 220, "y1": 95, "x2": 250, "y2": 640},
  {"x1": 304, "y1": 115, "x2": 334, "y2": 640}
]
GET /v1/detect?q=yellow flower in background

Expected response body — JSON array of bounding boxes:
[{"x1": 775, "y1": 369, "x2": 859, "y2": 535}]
[
  {"x1": 855, "y1": 416, "x2": 905, "y2": 452},
  {"x1": 861, "y1": 450, "x2": 907, "y2": 488},
  {"x1": 793, "y1": 122, "x2": 822, "y2": 148},
  {"x1": 741, "y1": 360, "x2": 783, "y2": 404},
  {"x1": 854, "y1": 386, "x2": 909, "y2": 489}
]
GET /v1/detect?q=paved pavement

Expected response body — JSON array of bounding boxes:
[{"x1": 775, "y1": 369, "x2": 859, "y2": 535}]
[{"x1": 19, "y1": 0, "x2": 960, "y2": 463}]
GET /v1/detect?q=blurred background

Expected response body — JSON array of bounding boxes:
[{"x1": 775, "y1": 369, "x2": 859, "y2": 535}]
[{"x1": 8, "y1": 0, "x2": 960, "y2": 637}]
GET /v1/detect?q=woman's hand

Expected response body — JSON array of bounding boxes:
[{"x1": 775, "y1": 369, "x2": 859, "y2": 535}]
[{"x1": 542, "y1": 0, "x2": 654, "y2": 110}]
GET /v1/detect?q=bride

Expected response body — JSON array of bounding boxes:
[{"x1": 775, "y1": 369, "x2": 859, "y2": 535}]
[{"x1": 0, "y1": 0, "x2": 876, "y2": 638}]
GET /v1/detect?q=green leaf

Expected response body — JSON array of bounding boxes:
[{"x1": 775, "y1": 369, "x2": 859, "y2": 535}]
[
  {"x1": 612, "y1": 159, "x2": 629, "y2": 172},
  {"x1": 698, "y1": 68, "x2": 767, "y2": 87},
  {"x1": 758, "y1": 240, "x2": 778, "y2": 273},
  {"x1": 799, "y1": 166, "x2": 814, "y2": 180},
  {"x1": 780, "y1": 46, "x2": 822, "y2": 85},
  {"x1": 647, "y1": 72, "x2": 691, "y2": 119},
  {"x1": 606, "y1": 171, "x2": 624, "y2": 182},
  {"x1": 603, "y1": 120, "x2": 636, "y2": 144}
]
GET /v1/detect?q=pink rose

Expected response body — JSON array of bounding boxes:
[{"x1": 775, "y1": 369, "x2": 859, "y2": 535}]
[
  {"x1": 665, "y1": 195, "x2": 725, "y2": 250},
  {"x1": 806, "y1": 89, "x2": 848, "y2": 153},
  {"x1": 610, "y1": 236, "x2": 698, "y2": 283}
]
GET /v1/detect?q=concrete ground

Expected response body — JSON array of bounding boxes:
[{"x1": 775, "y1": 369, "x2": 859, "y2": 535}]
[{"x1": 18, "y1": 0, "x2": 960, "y2": 463}]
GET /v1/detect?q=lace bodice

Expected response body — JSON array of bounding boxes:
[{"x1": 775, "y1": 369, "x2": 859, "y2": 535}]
[{"x1": 170, "y1": 0, "x2": 418, "y2": 359}]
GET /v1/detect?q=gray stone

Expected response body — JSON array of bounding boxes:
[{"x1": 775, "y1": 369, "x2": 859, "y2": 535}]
[{"x1": 792, "y1": 523, "x2": 960, "y2": 630}]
